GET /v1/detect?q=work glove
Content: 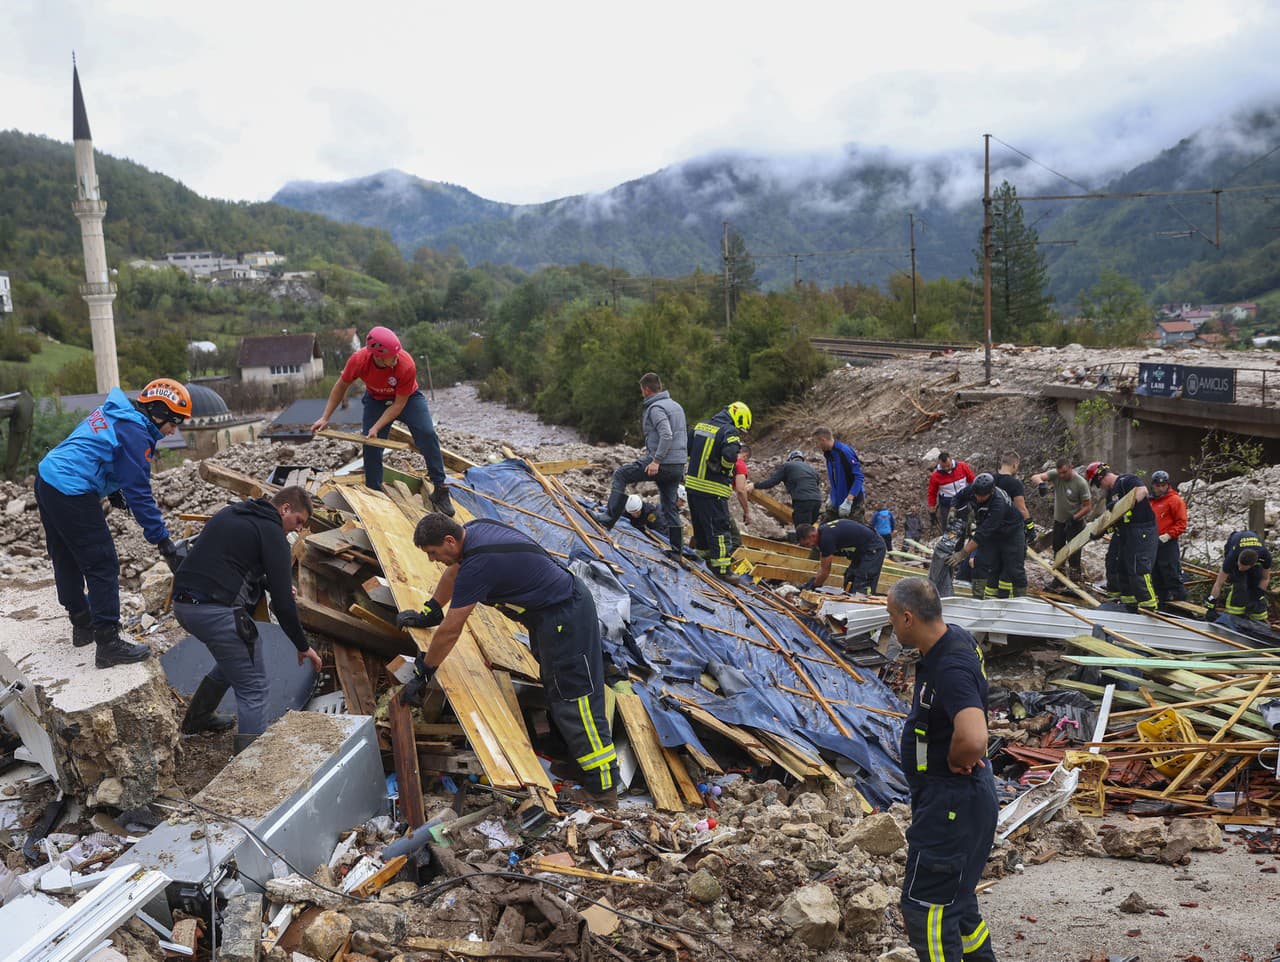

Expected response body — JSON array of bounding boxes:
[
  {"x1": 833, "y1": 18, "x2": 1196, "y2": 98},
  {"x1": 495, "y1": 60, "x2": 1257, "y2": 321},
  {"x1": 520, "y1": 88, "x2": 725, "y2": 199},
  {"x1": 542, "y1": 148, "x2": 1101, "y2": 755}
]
[
  {"x1": 157, "y1": 537, "x2": 183, "y2": 573},
  {"x1": 929, "y1": 509, "x2": 939, "y2": 528},
  {"x1": 396, "y1": 599, "x2": 444, "y2": 630},
  {"x1": 1037, "y1": 481, "x2": 1050, "y2": 497},
  {"x1": 1025, "y1": 520, "x2": 1037, "y2": 544},
  {"x1": 838, "y1": 500, "x2": 852, "y2": 519},
  {"x1": 107, "y1": 490, "x2": 128, "y2": 510},
  {"x1": 1158, "y1": 533, "x2": 1171, "y2": 543},
  {"x1": 1203, "y1": 596, "x2": 1218, "y2": 620},
  {"x1": 401, "y1": 654, "x2": 436, "y2": 704},
  {"x1": 800, "y1": 578, "x2": 816, "y2": 591},
  {"x1": 945, "y1": 551, "x2": 966, "y2": 571}
]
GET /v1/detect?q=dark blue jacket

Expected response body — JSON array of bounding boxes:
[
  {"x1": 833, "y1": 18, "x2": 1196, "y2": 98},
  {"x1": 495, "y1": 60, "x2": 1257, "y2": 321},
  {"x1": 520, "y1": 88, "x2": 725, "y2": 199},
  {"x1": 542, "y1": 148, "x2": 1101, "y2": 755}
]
[
  {"x1": 823, "y1": 439, "x2": 864, "y2": 505},
  {"x1": 38, "y1": 388, "x2": 169, "y2": 544}
]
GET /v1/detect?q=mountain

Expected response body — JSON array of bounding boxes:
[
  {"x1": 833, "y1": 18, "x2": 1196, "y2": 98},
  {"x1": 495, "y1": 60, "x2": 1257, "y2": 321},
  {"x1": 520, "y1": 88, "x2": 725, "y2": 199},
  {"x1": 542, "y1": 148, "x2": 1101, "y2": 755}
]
[{"x1": 272, "y1": 109, "x2": 1280, "y2": 302}]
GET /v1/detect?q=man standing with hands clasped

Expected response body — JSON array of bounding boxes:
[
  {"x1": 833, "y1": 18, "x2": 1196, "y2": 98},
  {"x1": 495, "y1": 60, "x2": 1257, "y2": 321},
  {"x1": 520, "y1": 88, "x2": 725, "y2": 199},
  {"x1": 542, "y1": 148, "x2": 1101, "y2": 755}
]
[{"x1": 888, "y1": 577, "x2": 998, "y2": 962}]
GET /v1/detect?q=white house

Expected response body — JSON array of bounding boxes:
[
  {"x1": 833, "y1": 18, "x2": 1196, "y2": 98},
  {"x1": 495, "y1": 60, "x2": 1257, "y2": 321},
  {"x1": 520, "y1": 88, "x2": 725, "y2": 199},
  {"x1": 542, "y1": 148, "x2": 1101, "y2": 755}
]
[
  {"x1": 242, "y1": 251, "x2": 285, "y2": 268},
  {"x1": 236, "y1": 333, "x2": 324, "y2": 392},
  {"x1": 0, "y1": 271, "x2": 11, "y2": 313}
]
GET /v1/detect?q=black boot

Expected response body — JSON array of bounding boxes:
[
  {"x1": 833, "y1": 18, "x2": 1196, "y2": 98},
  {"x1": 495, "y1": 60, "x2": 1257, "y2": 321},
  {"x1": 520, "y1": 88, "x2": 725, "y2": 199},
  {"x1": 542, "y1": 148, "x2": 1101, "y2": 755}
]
[
  {"x1": 233, "y1": 733, "x2": 259, "y2": 755},
  {"x1": 663, "y1": 526, "x2": 686, "y2": 565},
  {"x1": 593, "y1": 512, "x2": 616, "y2": 530},
  {"x1": 181, "y1": 677, "x2": 235, "y2": 735},
  {"x1": 430, "y1": 484, "x2": 455, "y2": 517},
  {"x1": 70, "y1": 609, "x2": 93, "y2": 648},
  {"x1": 94, "y1": 624, "x2": 151, "y2": 669}
]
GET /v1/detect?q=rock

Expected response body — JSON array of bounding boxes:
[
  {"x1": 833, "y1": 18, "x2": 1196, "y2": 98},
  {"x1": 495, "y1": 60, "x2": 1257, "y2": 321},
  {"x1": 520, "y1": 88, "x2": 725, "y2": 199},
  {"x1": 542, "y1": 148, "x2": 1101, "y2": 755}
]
[
  {"x1": 845, "y1": 812, "x2": 906, "y2": 856},
  {"x1": 844, "y1": 881, "x2": 893, "y2": 932},
  {"x1": 1118, "y1": 891, "x2": 1153, "y2": 914},
  {"x1": 1159, "y1": 836, "x2": 1194, "y2": 866},
  {"x1": 90, "y1": 777, "x2": 125, "y2": 808},
  {"x1": 922, "y1": 447, "x2": 941, "y2": 464},
  {"x1": 777, "y1": 882, "x2": 841, "y2": 949},
  {"x1": 221, "y1": 893, "x2": 265, "y2": 962},
  {"x1": 300, "y1": 910, "x2": 352, "y2": 961},
  {"x1": 265, "y1": 875, "x2": 343, "y2": 910},
  {"x1": 780, "y1": 822, "x2": 828, "y2": 843},
  {"x1": 344, "y1": 903, "x2": 408, "y2": 943},
  {"x1": 878, "y1": 948, "x2": 919, "y2": 962},
  {"x1": 687, "y1": 868, "x2": 723, "y2": 904},
  {"x1": 1167, "y1": 818, "x2": 1222, "y2": 851},
  {"x1": 1100, "y1": 821, "x2": 1167, "y2": 858},
  {"x1": 138, "y1": 562, "x2": 173, "y2": 612},
  {"x1": 789, "y1": 792, "x2": 826, "y2": 814},
  {"x1": 5, "y1": 498, "x2": 25, "y2": 516}
]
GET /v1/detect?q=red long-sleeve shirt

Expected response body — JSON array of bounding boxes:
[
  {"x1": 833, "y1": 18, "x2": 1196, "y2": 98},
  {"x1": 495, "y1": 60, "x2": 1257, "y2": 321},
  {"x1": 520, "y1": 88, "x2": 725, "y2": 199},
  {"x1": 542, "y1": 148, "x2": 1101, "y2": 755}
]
[
  {"x1": 927, "y1": 461, "x2": 975, "y2": 508},
  {"x1": 1151, "y1": 491, "x2": 1187, "y2": 539}
]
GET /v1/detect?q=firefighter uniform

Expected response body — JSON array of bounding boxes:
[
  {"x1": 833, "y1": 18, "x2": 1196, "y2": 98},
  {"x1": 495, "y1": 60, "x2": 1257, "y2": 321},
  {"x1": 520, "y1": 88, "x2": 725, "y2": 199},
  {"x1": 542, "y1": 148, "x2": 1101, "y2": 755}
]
[
  {"x1": 451, "y1": 520, "x2": 618, "y2": 793},
  {"x1": 899, "y1": 623, "x2": 998, "y2": 962},
  {"x1": 1221, "y1": 531, "x2": 1272, "y2": 621},
  {"x1": 953, "y1": 485, "x2": 1026, "y2": 599},
  {"x1": 816, "y1": 519, "x2": 886, "y2": 594},
  {"x1": 1108, "y1": 474, "x2": 1158, "y2": 612},
  {"x1": 1151, "y1": 488, "x2": 1188, "y2": 603},
  {"x1": 685, "y1": 408, "x2": 743, "y2": 576}
]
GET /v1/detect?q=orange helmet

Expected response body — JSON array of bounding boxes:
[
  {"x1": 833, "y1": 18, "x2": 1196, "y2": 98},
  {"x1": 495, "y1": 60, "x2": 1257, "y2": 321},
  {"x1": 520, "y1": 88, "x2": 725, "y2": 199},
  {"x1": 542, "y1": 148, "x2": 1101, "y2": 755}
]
[
  {"x1": 138, "y1": 378, "x2": 192, "y2": 423},
  {"x1": 1085, "y1": 461, "x2": 1108, "y2": 485}
]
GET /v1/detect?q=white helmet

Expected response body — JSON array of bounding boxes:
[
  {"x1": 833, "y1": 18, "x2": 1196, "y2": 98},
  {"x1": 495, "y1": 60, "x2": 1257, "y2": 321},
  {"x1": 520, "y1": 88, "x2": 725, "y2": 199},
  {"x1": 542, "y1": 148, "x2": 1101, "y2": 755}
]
[
  {"x1": 677, "y1": 484, "x2": 687, "y2": 503},
  {"x1": 625, "y1": 494, "x2": 643, "y2": 515}
]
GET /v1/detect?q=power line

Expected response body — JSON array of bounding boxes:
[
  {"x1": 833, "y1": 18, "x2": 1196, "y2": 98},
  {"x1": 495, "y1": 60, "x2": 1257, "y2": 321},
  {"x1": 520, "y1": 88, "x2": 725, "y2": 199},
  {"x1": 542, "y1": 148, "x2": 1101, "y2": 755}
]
[
  {"x1": 1225, "y1": 141, "x2": 1280, "y2": 185},
  {"x1": 989, "y1": 135, "x2": 1093, "y2": 194}
]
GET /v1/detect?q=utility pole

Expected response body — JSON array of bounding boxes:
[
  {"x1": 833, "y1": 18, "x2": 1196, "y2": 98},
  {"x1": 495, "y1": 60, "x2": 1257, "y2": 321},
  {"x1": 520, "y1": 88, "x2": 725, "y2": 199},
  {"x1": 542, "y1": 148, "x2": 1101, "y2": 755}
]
[
  {"x1": 722, "y1": 221, "x2": 732, "y2": 328},
  {"x1": 983, "y1": 134, "x2": 993, "y2": 384},
  {"x1": 909, "y1": 213, "x2": 919, "y2": 338},
  {"x1": 610, "y1": 256, "x2": 618, "y2": 312},
  {"x1": 793, "y1": 254, "x2": 800, "y2": 289}
]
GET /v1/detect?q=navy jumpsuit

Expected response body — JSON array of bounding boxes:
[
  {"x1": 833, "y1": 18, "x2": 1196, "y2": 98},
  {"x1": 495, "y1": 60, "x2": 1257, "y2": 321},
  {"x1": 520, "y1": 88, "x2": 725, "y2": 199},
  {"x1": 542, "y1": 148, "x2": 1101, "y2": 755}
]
[{"x1": 1221, "y1": 531, "x2": 1272, "y2": 621}]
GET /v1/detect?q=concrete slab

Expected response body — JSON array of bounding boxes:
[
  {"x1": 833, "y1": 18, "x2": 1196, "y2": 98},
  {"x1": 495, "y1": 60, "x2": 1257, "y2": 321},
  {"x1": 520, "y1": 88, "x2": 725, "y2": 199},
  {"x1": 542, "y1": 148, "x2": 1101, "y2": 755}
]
[{"x1": 0, "y1": 580, "x2": 180, "y2": 808}]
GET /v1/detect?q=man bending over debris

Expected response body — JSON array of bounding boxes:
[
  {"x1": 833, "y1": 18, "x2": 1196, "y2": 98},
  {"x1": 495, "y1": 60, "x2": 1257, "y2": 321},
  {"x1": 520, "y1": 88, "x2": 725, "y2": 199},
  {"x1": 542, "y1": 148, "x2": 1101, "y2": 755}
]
[
  {"x1": 310, "y1": 326, "x2": 454, "y2": 516},
  {"x1": 397, "y1": 514, "x2": 619, "y2": 805},
  {"x1": 172, "y1": 485, "x2": 322, "y2": 753},
  {"x1": 888, "y1": 577, "x2": 997, "y2": 962},
  {"x1": 755, "y1": 449, "x2": 823, "y2": 527},
  {"x1": 796, "y1": 519, "x2": 886, "y2": 595},
  {"x1": 1087, "y1": 463, "x2": 1158, "y2": 613},
  {"x1": 946, "y1": 473, "x2": 1027, "y2": 599},
  {"x1": 36, "y1": 378, "x2": 190, "y2": 668},
  {"x1": 1207, "y1": 530, "x2": 1272, "y2": 622}
]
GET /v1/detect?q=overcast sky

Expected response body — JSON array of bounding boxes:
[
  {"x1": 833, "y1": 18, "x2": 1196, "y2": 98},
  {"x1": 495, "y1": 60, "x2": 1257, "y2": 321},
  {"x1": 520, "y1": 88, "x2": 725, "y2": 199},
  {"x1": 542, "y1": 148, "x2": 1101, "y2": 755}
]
[{"x1": 8, "y1": 0, "x2": 1280, "y2": 204}]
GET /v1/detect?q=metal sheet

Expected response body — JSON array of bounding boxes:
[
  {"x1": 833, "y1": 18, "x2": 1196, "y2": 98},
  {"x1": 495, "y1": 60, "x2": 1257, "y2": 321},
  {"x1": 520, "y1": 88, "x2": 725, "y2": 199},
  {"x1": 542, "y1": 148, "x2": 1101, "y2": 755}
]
[{"x1": 819, "y1": 596, "x2": 1238, "y2": 654}]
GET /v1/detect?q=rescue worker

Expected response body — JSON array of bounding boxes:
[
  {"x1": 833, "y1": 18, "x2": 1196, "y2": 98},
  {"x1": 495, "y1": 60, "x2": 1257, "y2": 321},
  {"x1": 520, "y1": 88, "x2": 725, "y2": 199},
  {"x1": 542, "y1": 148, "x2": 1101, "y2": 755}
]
[
  {"x1": 796, "y1": 520, "x2": 886, "y2": 595},
  {"x1": 396, "y1": 514, "x2": 618, "y2": 804},
  {"x1": 755, "y1": 450, "x2": 823, "y2": 526},
  {"x1": 36, "y1": 379, "x2": 190, "y2": 668},
  {"x1": 995, "y1": 450, "x2": 1036, "y2": 544},
  {"x1": 887, "y1": 577, "x2": 997, "y2": 962},
  {"x1": 311, "y1": 326, "x2": 454, "y2": 515},
  {"x1": 621, "y1": 494, "x2": 662, "y2": 533},
  {"x1": 927, "y1": 451, "x2": 974, "y2": 531},
  {"x1": 1206, "y1": 530, "x2": 1272, "y2": 622},
  {"x1": 686, "y1": 402, "x2": 750, "y2": 580},
  {"x1": 814, "y1": 426, "x2": 865, "y2": 522},
  {"x1": 732, "y1": 445, "x2": 752, "y2": 535},
  {"x1": 1029, "y1": 458, "x2": 1092, "y2": 585},
  {"x1": 0, "y1": 390, "x2": 34, "y2": 481},
  {"x1": 946, "y1": 474, "x2": 1027, "y2": 599},
  {"x1": 871, "y1": 504, "x2": 896, "y2": 553},
  {"x1": 1149, "y1": 470, "x2": 1188, "y2": 605},
  {"x1": 172, "y1": 486, "x2": 323, "y2": 753},
  {"x1": 596, "y1": 373, "x2": 687, "y2": 561},
  {"x1": 1087, "y1": 463, "x2": 1158, "y2": 613}
]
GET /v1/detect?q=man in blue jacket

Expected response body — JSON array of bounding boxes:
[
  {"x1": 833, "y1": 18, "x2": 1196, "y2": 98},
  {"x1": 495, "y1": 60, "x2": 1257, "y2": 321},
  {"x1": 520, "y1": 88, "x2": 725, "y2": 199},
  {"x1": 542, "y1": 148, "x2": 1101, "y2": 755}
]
[
  {"x1": 36, "y1": 379, "x2": 190, "y2": 668},
  {"x1": 814, "y1": 426, "x2": 865, "y2": 522}
]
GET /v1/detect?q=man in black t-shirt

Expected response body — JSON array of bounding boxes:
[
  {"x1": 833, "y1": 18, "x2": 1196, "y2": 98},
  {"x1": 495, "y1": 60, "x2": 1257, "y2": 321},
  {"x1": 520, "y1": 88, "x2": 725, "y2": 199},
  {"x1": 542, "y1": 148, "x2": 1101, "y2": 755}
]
[
  {"x1": 396, "y1": 514, "x2": 618, "y2": 804},
  {"x1": 994, "y1": 450, "x2": 1036, "y2": 544},
  {"x1": 888, "y1": 577, "x2": 997, "y2": 962},
  {"x1": 1207, "y1": 530, "x2": 1273, "y2": 622},
  {"x1": 796, "y1": 519, "x2": 886, "y2": 594},
  {"x1": 947, "y1": 475, "x2": 1027, "y2": 600},
  {"x1": 1088, "y1": 464, "x2": 1158, "y2": 612}
]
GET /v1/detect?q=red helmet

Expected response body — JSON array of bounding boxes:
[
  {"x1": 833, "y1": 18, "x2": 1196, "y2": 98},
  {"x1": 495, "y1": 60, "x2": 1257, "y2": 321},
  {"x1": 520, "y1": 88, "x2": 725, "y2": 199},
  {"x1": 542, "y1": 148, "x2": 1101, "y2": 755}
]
[
  {"x1": 365, "y1": 326, "x2": 401, "y2": 358},
  {"x1": 138, "y1": 378, "x2": 192, "y2": 423},
  {"x1": 1085, "y1": 461, "x2": 1108, "y2": 484}
]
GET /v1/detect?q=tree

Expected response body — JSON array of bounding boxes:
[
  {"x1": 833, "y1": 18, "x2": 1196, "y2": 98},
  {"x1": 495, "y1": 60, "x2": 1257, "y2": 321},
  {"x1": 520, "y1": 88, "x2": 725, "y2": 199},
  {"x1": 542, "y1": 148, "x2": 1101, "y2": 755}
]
[
  {"x1": 975, "y1": 181, "x2": 1054, "y2": 341},
  {"x1": 1077, "y1": 269, "x2": 1152, "y2": 345},
  {"x1": 711, "y1": 231, "x2": 759, "y2": 325}
]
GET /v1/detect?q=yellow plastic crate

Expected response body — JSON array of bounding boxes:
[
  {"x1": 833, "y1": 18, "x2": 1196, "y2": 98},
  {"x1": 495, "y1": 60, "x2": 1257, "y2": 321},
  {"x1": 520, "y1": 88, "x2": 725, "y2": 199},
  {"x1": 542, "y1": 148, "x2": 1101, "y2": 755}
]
[{"x1": 1136, "y1": 708, "x2": 1197, "y2": 778}]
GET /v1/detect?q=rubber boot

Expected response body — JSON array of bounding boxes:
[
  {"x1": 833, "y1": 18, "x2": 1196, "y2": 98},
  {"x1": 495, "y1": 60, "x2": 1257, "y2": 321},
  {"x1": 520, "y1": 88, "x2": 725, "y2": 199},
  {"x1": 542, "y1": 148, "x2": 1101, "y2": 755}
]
[
  {"x1": 663, "y1": 526, "x2": 686, "y2": 565},
  {"x1": 93, "y1": 624, "x2": 151, "y2": 669},
  {"x1": 181, "y1": 676, "x2": 235, "y2": 735},
  {"x1": 970, "y1": 579, "x2": 988, "y2": 601},
  {"x1": 1012, "y1": 586, "x2": 1028, "y2": 598},
  {"x1": 430, "y1": 484, "x2": 456, "y2": 517},
  {"x1": 70, "y1": 609, "x2": 93, "y2": 648},
  {"x1": 233, "y1": 733, "x2": 259, "y2": 755}
]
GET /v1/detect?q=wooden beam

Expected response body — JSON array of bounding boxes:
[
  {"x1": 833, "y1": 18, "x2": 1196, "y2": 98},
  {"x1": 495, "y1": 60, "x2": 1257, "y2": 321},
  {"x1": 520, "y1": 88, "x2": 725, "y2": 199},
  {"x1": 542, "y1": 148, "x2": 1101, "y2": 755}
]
[
  {"x1": 1052, "y1": 489, "x2": 1135, "y2": 568},
  {"x1": 1160, "y1": 673, "x2": 1272, "y2": 796},
  {"x1": 332, "y1": 642, "x2": 378, "y2": 716},
  {"x1": 749, "y1": 488, "x2": 793, "y2": 525},
  {"x1": 389, "y1": 692, "x2": 426, "y2": 828},
  {"x1": 614, "y1": 690, "x2": 684, "y2": 812},
  {"x1": 318, "y1": 428, "x2": 409, "y2": 450},
  {"x1": 296, "y1": 595, "x2": 412, "y2": 659},
  {"x1": 1026, "y1": 550, "x2": 1100, "y2": 607},
  {"x1": 198, "y1": 460, "x2": 277, "y2": 498},
  {"x1": 530, "y1": 458, "x2": 594, "y2": 475}
]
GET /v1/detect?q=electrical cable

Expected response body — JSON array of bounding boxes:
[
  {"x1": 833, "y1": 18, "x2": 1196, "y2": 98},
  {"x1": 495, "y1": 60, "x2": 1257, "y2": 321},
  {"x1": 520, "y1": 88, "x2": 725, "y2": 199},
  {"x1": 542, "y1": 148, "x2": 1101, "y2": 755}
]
[
  {"x1": 989, "y1": 135, "x2": 1093, "y2": 195},
  {"x1": 159, "y1": 795, "x2": 741, "y2": 962},
  {"x1": 1225, "y1": 141, "x2": 1280, "y2": 184}
]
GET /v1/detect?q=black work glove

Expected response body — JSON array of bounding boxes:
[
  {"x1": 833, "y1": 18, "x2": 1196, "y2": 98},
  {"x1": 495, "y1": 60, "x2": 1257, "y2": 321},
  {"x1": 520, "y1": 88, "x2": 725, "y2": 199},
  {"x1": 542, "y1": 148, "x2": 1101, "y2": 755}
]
[
  {"x1": 396, "y1": 599, "x2": 444, "y2": 630},
  {"x1": 1203, "y1": 596, "x2": 1218, "y2": 620},
  {"x1": 1025, "y1": 520, "x2": 1037, "y2": 544},
  {"x1": 929, "y1": 509, "x2": 939, "y2": 528},
  {"x1": 800, "y1": 578, "x2": 816, "y2": 591},
  {"x1": 107, "y1": 490, "x2": 127, "y2": 510},
  {"x1": 401, "y1": 654, "x2": 436, "y2": 704},
  {"x1": 158, "y1": 537, "x2": 182, "y2": 573},
  {"x1": 1037, "y1": 481, "x2": 1050, "y2": 497}
]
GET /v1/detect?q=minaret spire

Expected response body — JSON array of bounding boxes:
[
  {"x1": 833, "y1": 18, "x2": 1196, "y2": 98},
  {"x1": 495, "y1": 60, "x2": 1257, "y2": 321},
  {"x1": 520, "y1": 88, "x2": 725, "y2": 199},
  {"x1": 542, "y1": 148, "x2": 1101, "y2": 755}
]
[{"x1": 70, "y1": 58, "x2": 120, "y2": 391}]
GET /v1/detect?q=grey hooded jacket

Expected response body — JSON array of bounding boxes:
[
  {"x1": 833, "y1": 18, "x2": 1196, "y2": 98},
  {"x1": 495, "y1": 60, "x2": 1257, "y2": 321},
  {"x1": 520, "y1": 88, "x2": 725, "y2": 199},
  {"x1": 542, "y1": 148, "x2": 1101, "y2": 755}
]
[{"x1": 642, "y1": 391, "x2": 688, "y2": 464}]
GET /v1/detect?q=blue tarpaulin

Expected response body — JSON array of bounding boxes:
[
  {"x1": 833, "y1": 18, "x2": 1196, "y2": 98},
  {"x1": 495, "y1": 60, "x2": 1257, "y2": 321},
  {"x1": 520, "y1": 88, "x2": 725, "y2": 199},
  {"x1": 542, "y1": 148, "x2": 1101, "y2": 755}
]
[{"x1": 451, "y1": 460, "x2": 909, "y2": 807}]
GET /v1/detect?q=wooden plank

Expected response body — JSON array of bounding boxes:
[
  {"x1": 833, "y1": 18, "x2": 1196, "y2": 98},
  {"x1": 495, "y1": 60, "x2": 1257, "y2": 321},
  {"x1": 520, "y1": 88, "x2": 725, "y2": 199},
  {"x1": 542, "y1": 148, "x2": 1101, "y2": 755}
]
[
  {"x1": 332, "y1": 642, "x2": 378, "y2": 716},
  {"x1": 493, "y1": 669, "x2": 535, "y2": 746},
  {"x1": 389, "y1": 692, "x2": 426, "y2": 828},
  {"x1": 662, "y1": 747, "x2": 704, "y2": 806},
  {"x1": 198, "y1": 460, "x2": 277, "y2": 498},
  {"x1": 1052, "y1": 488, "x2": 1136, "y2": 568},
  {"x1": 389, "y1": 423, "x2": 479, "y2": 472},
  {"x1": 615, "y1": 691, "x2": 684, "y2": 812},
  {"x1": 749, "y1": 488, "x2": 794, "y2": 525},
  {"x1": 530, "y1": 459, "x2": 594, "y2": 475},
  {"x1": 402, "y1": 936, "x2": 560, "y2": 959},
  {"x1": 352, "y1": 855, "x2": 408, "y2": 896},
  {"x1": 668, "y1": 695, "x2": 774, "y2": 764},
  {"x1": 1027, "y1": 550, "x2": 1101, "y2": 608},
  {"x1": 521, "y1": 858, "x2": 653, "y2": 885},
  {"x1": 296, "y1": 595, "x2": 411, "y2": 659},
  {"x1": 318, "y1": 428, "x2": 410, "y2": 450},
  {"x1": 1160, "y1": 673, "x2": 1273, "y2": 796}
]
